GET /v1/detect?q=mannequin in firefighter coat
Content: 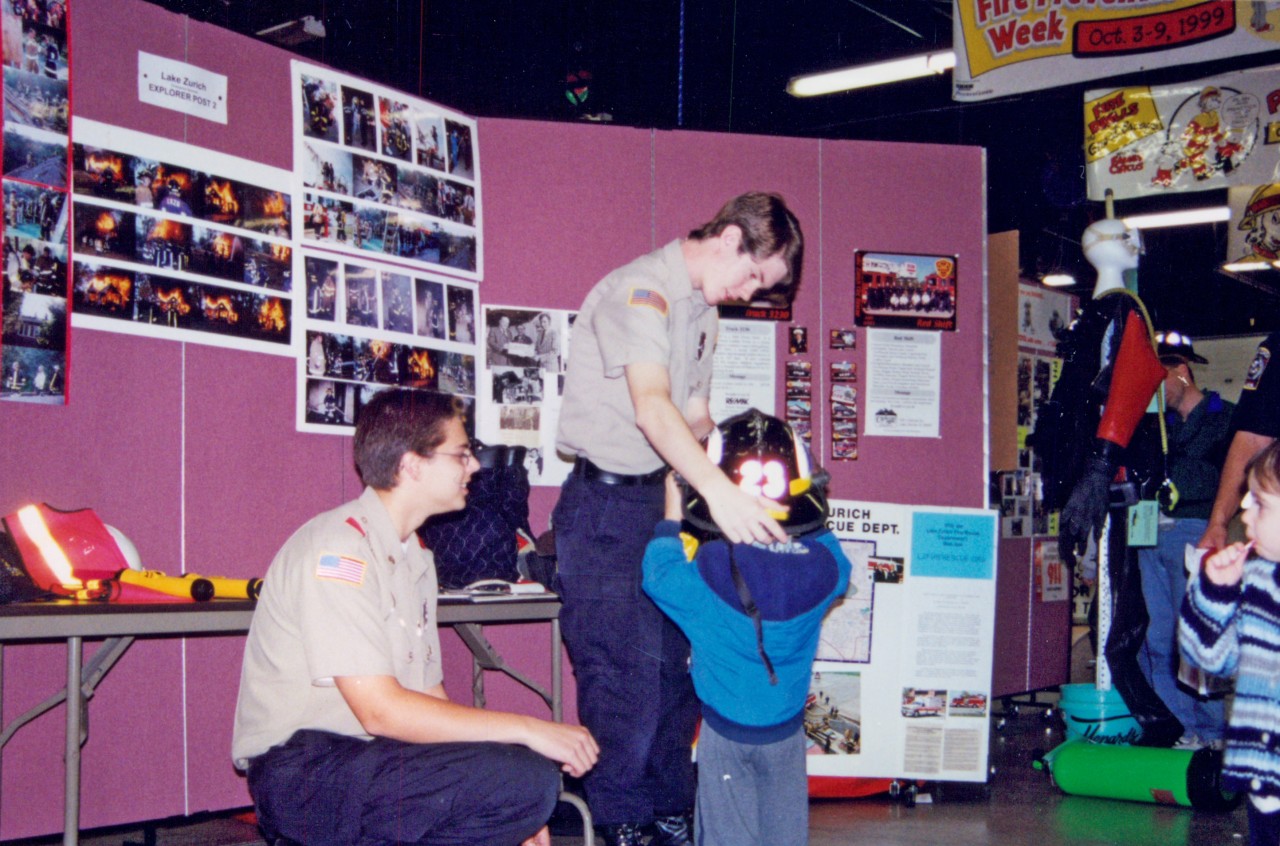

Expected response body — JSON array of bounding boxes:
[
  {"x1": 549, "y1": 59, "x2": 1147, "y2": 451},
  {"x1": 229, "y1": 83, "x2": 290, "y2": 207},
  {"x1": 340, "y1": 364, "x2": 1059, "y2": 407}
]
[{"x1": 1031, "y1": 216, "x2": 1182, "y2": 747}]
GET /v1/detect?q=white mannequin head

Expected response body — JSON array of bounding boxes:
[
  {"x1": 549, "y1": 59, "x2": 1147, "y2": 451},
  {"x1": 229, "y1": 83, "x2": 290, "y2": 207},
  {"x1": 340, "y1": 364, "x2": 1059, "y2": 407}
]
[{"x1": 1081, "y1": 217, "x2": 1141, "y2": 297}]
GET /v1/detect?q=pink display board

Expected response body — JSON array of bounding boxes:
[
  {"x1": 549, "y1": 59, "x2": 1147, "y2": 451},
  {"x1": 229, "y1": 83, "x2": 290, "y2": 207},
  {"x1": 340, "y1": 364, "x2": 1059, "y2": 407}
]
[{"x1": 0, "y1": 0, "x2": 988, "y2": 837}]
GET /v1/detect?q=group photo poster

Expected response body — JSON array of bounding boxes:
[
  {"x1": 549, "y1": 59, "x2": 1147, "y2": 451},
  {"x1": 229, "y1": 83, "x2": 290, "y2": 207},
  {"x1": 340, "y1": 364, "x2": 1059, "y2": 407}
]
[
  {"x1": 298, "y1": 247, "x2": 478, "y2": 435},
  {"x1": 1084, "y1": 63, "x2": 1280, "y2": 201},
  {"x1": 69, "y1": 118, "x2": 295, "y2": 356},
  {"x1": 807, "y1": 499, "x2": 996, "y2": 781},
  {"x1": 478, "y1": 304, "x2": 571, "y2": 487},
  {"x1": 1, "y1": 0, "x2": 71, "y2": 404},
  {"x1": 292, "y1": 61, "x2": 481, "y2": 280},
  {"x1": 854, "y1": 251, "x2": 957, "y2": 331},
  {"x1": 954, "y1": 0, "x2": 1279, "y2": 102}
]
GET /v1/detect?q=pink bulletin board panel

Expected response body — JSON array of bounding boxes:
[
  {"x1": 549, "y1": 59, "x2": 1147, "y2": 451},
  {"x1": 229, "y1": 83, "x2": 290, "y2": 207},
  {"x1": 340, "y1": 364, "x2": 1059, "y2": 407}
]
[
  {"x1": 479, "y1": 117, "x2": 655, "y2": 531},
  {"x1": 0, "y1": 0, "x2": 991, "y2": 837},
  {"x1": 819, "y1": 141, "x2": 988, "y2": 508}
]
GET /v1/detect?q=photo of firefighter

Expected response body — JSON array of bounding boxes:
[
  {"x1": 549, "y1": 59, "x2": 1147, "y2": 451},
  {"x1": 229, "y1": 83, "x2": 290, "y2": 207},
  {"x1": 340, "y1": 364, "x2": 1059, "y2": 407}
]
[
  {"x1": 381, "y1": 272, "x2": 412, "y2": 335},
  {"x1": 343, "y1": 264, "x2": 378, "y2": 328},
  {"x1": 447, "y1": 284, "x2": 475, "y2": 344},
  {"x1": 414, "y1": 276, "x2": 445, "y2": 340},
  {"x1": 305, "y1": 255, "x2": 338, "y2": 321},
  {"x1": 305, "y1": 378, "x2": 353, "y2": 425},
  {"x1": 379, "y1": 96, "x2": 412, "y2": 162},
  {"x1": 444, "y1": 119, "x2": 474, "y2": 179},
  {"x1": 413, "y1": 112, "x2": 446, "y2": 171},
  {"x1": 437, "y1": 351, "x2": 475, "y2": 396},
  {"x1": 341, "y1": 86, "x2": 376, "y2": 152},
  {"x1": 0, "y1": 346, "x2": 64, "y2": 404},
  {"x1": 300, "y1": 74, "x2": 339, "y2": 143}
]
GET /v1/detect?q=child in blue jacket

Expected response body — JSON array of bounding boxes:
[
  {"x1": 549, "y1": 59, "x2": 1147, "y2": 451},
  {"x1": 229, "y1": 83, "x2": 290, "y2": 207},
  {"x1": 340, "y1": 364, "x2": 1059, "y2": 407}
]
[{"x1": 642, "y1": 409, "x2": 851, "y2": 846}]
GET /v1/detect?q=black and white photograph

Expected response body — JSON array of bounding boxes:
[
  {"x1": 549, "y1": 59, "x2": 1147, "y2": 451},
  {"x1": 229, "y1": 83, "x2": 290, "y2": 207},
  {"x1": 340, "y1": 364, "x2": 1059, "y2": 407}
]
[
  {"x1": 414, "y1": 276, "x2": 445, "y2": 339},
  {"x1": 447, "y1": 284, "x2": 475, "y2": 344}
]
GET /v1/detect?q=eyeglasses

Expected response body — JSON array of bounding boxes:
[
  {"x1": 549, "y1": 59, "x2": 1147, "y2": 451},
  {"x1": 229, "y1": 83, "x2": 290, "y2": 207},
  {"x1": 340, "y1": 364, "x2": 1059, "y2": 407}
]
[{"x1": 426, "y1": 447, "x2": 475, "y2": 466}]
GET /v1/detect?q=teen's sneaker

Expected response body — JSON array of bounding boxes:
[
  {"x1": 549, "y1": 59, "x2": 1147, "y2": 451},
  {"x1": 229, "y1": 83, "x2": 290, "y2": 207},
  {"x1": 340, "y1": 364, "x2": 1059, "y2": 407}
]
[{"x1": 1173, "y1": 733, "x2": 1205, "y2": 750}]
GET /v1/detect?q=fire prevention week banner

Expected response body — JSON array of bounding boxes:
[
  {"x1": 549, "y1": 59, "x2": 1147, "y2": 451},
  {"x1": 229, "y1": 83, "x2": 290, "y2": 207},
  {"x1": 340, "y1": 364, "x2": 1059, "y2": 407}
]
[
  {"x1": 953, "y1": 0, "x2": 1280, "y2": 102},
  {"x1": 1084, "y1": 64, "x2": 1280, "y2": 201}
]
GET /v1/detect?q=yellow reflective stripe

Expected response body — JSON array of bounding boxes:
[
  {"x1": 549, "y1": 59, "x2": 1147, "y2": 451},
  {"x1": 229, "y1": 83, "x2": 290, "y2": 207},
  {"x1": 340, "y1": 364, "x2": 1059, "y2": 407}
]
[{"x1": 16, "y1": 505, "x2": 81, "y2": 588}]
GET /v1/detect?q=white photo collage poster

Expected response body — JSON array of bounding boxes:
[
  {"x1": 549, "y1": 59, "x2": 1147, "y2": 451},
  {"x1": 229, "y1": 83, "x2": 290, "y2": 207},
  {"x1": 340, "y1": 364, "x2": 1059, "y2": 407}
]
[
  {"x1": 291, "y1": 60, "x2": 481, "y2": 281},
  {"x1": 69, "y1": 118, "x2": 295, "y2": 357},
  {"x1": 297, "y1": 248, "x2": 478, "y2": 434}
]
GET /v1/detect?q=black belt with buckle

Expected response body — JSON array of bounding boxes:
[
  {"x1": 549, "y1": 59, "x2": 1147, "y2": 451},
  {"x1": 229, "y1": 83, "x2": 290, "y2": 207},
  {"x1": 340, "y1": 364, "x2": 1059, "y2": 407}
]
[{"x1": 573, "y1": 457, "x2": 666, "y2": 486}]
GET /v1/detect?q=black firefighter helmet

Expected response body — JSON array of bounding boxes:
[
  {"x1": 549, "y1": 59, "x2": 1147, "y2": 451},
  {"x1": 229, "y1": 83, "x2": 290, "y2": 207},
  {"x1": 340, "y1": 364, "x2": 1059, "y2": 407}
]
[{"x1": 684, "y1": 408, "x2": 829, "y2": 537}]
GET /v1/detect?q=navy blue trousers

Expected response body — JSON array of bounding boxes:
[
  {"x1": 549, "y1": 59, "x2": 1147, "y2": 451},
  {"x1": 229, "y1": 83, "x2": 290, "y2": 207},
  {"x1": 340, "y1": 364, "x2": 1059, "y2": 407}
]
[
  {"x1": 553, "y1": 472, "x2": 699, "y2": 826},
  {"x1": 246, "y1": 730, "x2": 560, "y2": 846}
]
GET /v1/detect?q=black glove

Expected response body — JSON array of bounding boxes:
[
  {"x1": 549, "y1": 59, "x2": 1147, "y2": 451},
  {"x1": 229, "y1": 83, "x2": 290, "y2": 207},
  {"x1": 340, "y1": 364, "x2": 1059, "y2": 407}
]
[{"x1": 1058, "y1": 440, "x2": 1121, "y2": 566}]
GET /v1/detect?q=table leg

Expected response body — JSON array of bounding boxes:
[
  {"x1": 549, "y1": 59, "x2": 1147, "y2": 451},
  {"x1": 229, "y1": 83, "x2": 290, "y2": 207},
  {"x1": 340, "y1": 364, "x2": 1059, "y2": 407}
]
[
  {"x1": 551, "y1": 618, "x2": 561, "y2": 723},
  {"x1": 64, "y1": 636, "x2": 81, "y2": 846}
]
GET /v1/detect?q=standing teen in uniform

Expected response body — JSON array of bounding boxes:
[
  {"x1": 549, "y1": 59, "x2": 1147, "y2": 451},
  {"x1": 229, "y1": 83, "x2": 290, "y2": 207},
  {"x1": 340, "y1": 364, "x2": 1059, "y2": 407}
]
[
  {"x1": 1199, "y1": 330, "x2": 1280, "y2": 551},
  {"x1": 233, "y1": 390, "x2": 597, "y2": 846},
  {"x1": 554, "y1": 192, "x2": 804, "y2": 846}
]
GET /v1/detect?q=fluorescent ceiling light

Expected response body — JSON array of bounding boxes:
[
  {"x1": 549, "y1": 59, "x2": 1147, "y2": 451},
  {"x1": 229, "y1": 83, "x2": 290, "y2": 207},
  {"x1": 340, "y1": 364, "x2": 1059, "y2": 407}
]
[
  {"x1": 1041, "y1": 273, "x2": 1076, "y2": 287},
  {"x1": 1122, "y1": 206, "x2": 1230, "y2": 230},
  {"x1": 787, "y1": 51, "x2": 956, "y2": 97},
  {"x1": 1222, "y1": 260, "x2": 1271, "y2": 273}
]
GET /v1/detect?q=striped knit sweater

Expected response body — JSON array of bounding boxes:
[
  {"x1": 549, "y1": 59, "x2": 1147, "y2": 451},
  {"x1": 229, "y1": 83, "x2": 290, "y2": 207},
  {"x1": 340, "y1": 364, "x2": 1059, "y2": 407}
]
[{"x1": 1179, "y1": 556, "x2": 1280, "y2": 798}]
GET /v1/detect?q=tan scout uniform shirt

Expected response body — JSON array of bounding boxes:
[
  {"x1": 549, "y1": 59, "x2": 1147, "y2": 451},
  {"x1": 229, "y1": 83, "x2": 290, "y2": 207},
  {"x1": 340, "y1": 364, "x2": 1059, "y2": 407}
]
[
  {"x1": 557, "y1": 240, "x2": 717, "y2": 474},
  {"x1": 231, "y1": 486, "x2": 442, "y2": 768}
]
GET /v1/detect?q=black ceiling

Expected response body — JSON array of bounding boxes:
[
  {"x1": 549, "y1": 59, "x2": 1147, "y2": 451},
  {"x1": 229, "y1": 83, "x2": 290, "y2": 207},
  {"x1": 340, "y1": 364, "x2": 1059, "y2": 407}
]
[{"x1": 145, "y1": 0, "x2": 1280, "y2": 338}]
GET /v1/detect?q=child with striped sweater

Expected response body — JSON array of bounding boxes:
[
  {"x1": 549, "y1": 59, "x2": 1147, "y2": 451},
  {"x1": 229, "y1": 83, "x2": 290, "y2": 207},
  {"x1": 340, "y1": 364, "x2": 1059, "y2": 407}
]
[{"x1": 1181, "y1": 440, "x2": 1280, "y2": 846}]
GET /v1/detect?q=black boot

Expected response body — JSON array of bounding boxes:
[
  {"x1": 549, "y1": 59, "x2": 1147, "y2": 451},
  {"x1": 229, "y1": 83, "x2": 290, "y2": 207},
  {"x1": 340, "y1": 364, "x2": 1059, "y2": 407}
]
[
  {"x1": 648, "y1": 813, "x2": 693, "y2": 846},
  {"x1": 597, "y1": 822, "x2": 645, "y2": 846}
]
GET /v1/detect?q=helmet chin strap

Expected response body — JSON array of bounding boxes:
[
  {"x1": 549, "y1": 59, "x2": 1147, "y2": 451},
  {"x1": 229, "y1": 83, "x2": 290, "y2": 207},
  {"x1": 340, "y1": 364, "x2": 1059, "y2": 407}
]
[{"x1": 727, "y1": 545, "x2": 778, "y2": 686}]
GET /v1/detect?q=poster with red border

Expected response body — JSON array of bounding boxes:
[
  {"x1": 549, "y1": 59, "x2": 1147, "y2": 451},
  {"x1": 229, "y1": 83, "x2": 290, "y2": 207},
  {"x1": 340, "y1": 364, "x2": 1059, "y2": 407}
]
[{"x1": 1, "y1": 0, "x2": 70, "y2": 404}]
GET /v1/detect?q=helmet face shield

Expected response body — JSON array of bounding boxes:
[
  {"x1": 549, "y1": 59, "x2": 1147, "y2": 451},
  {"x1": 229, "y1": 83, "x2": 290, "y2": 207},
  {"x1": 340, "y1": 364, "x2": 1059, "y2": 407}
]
[{"x1": 684, "y1": 408, "x2": 829, "y2": 537}]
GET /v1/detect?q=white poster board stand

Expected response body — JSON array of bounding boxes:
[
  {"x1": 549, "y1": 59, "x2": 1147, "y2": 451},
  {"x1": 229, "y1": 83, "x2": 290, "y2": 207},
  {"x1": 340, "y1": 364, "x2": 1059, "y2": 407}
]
[{"x1": 807, "y1": 500, "x2": 997, "y2": 782}]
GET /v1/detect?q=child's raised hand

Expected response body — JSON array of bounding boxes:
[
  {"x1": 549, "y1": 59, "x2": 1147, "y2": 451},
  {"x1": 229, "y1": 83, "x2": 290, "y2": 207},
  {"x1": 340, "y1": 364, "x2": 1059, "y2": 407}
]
[
  {"x1": 663, "y1": 471, "x2": 684, "y2": 522},
  {"x1": 1202, "y1": 541, "x2": 1252, "y2": 588}
]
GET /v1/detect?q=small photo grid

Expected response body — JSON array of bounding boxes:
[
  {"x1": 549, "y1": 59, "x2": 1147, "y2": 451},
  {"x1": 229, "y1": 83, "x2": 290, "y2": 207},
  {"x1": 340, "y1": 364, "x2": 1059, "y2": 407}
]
[
  {"x1": 831, "y1": 381, "x2": 858, "y2": 461},
  {"x1": 784, "y1": 359, "x2": 812, "y2": 445}
]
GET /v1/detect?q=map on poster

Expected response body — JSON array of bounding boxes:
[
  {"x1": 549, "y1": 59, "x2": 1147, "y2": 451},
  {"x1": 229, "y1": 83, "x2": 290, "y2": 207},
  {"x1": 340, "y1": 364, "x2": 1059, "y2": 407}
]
[{"x1": 815, "y1": 539, "x2": 874, "y2": 664}]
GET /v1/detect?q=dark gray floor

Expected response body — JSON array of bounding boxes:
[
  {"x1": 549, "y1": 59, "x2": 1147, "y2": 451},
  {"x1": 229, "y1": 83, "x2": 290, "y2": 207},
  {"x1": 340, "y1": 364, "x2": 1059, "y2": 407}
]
[{"x1": 31, "y1": 707, "x2": 1246, "y2": 846}]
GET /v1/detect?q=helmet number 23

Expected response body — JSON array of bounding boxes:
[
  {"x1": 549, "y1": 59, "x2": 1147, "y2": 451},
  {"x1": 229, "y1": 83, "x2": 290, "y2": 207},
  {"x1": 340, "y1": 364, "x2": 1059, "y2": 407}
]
[{"x1": 738, "y1": 459, "x2": 787, "y2": 500}]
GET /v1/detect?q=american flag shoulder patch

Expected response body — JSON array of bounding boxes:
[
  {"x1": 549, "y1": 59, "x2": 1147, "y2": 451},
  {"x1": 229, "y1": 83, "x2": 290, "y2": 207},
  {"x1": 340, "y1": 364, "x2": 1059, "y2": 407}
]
[
  {"x1": 316, "y1": 553, "x2": 367, "y2": 586},
  {"x1": 628, "y1": 288, "x2": 668, "y2": 315}
]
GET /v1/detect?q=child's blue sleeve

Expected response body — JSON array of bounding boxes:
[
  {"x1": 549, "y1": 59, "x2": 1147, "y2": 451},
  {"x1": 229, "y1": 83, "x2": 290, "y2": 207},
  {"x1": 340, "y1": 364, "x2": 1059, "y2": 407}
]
[
  {"x1": 1178, "y1": 567, "x2": 1241, "y2": 677},
  {"x1": 641, "y1": 521, "x2": 703, "y2": 620}
]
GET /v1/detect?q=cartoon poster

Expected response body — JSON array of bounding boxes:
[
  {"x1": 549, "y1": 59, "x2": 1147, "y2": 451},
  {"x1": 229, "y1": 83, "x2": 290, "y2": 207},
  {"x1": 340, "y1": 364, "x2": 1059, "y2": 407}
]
[
  {"x1": 1226, "y1": 182, "x2": 1280, "y2": 268},
  {"x1": 809, "y1": 500, "x2": 996, "y2": 780},
  {"x1": 297, "y1": 248, "x2": 478, "y2": 434},
  {"x1": 1, "y1": 0, "x2": 70, "y2": 404},
  {"x1": 954, "y1": 0, "x2": 1280, "y2": 103},
  {"x1": 292, "y1": 61, "x2": 481, "y2": 280},
  {"x1": 69, "y1": 119, "x2": 294, "y2": 356},
  {"x1": 854, "y1": 251, "x2": 957, "y2": 331},
  {"x1": 1084, "y1": 64, "x2": 1280, "y2": 201}
]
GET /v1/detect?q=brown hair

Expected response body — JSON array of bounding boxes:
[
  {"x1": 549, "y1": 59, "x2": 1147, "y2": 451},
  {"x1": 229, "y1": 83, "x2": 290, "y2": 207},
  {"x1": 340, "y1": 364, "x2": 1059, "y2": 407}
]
[
  {"x1": 1246, "y1": 440, "x2": 1280, "y2": 497},
  {"x1": 688, "y1": 192, "x2": 804, "y2": 290},
  {"x1": 353, "y1": 390, "x2": 465, "y2": 489}
]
